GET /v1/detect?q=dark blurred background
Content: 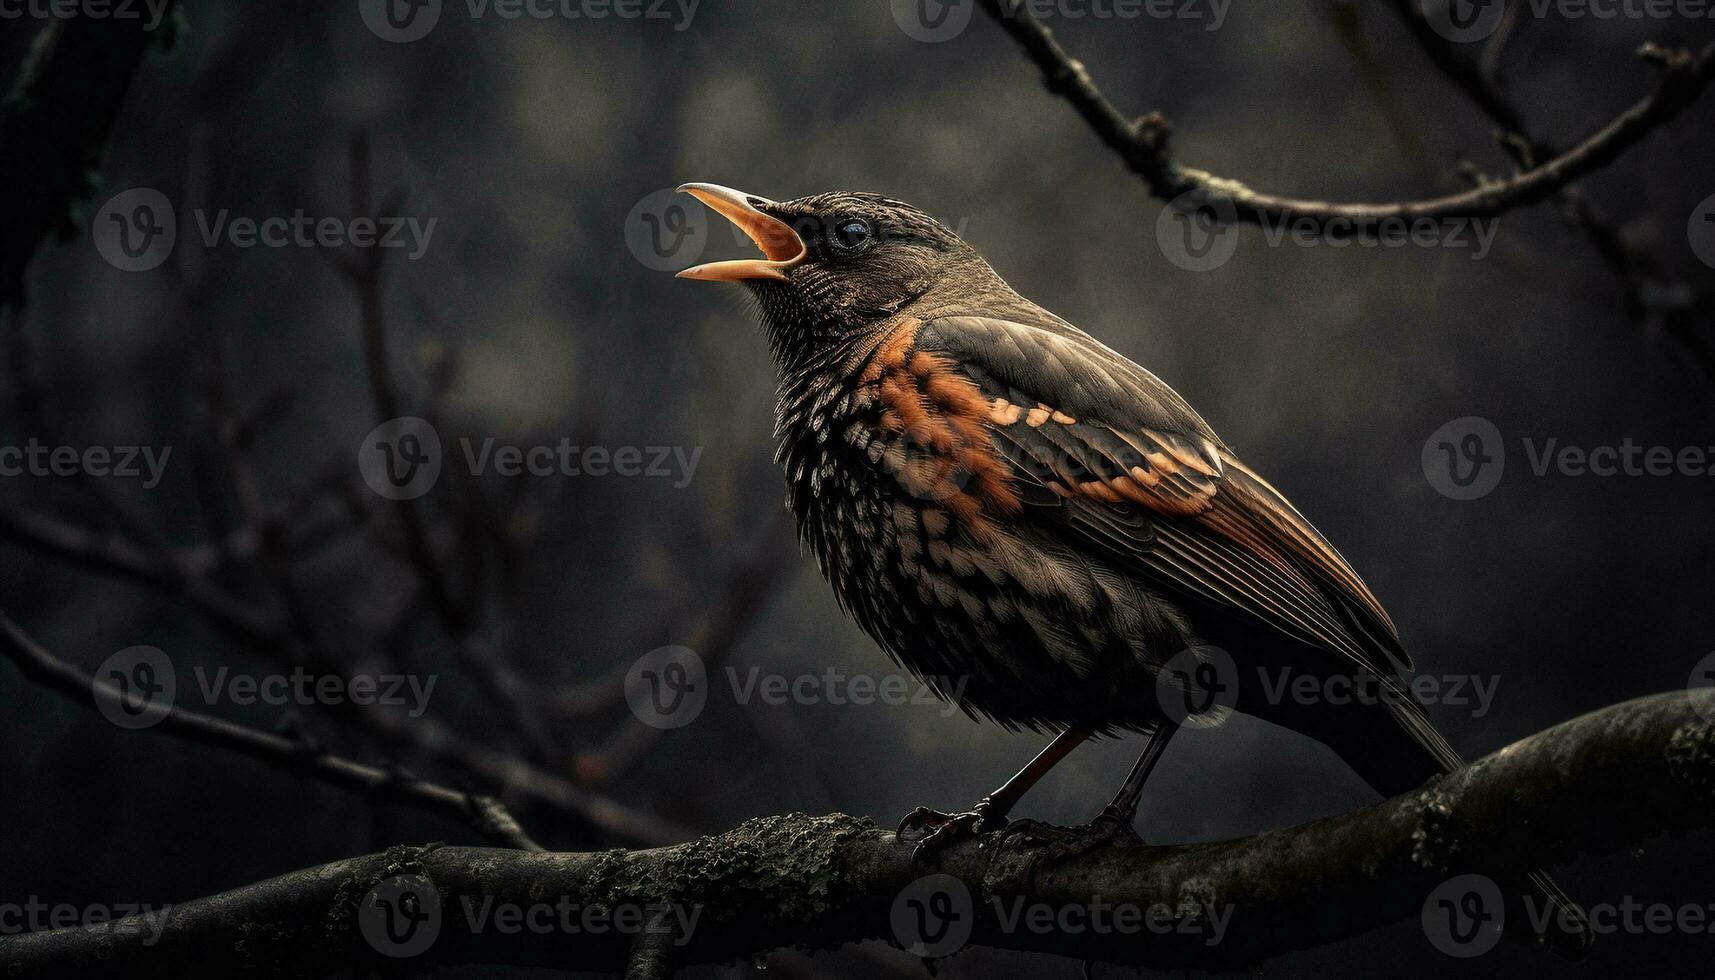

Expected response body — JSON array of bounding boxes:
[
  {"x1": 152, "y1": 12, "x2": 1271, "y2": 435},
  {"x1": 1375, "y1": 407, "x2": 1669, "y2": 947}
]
[{"x1": 2, "y1": 0, "x2": 1713, "y2": 976}]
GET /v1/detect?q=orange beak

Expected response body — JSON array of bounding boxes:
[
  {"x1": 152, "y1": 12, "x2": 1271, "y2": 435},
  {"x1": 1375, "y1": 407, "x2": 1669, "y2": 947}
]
[{"x1": 675, "y1": 183, "x2": 806, "y2": 282}]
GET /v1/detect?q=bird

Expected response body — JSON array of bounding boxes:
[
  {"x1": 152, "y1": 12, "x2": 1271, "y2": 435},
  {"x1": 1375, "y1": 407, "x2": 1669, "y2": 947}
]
[{"x1": 673, "y1": 181, "x2": 1589, "y2": 951}]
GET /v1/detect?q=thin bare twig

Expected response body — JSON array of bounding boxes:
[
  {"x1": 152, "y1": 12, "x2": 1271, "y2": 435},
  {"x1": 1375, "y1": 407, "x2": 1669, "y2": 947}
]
[
  {"x1": 572, "y1": 540, "x2": 795, "y2": 786},
  {"x1": 0, "y1": 484, "x2": 683, "y2": 846},
  {"x1": 553, "y1": 512, "x2": 795, "y2": 720},
  {"x1": 326, "y1": 133, "x2": 559, "y2": 764},
  {"x1": 1379, "y1": 0, "x2": 1715, "y2": 383},
  {"x1": 0, "y1": 609, "x2": 543, "y2": 851},
  {"x1": 205, "y1": 343, "x2": 344, "y2": 668},
  {"x1": 366, "y1": 707, "x2": 697, "y2": 846},
  {"x1": 0, "y1": 505, "x2": 285, "y2": 646},
  {"x1": 977, "y1": 0, "x2": 1715, "y2": 229}
]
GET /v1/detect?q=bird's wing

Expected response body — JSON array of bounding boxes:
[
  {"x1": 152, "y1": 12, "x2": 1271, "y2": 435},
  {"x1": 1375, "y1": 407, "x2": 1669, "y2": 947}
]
[{"x1": 914, "y1": 314, "x2": 1410, "y2": 674}]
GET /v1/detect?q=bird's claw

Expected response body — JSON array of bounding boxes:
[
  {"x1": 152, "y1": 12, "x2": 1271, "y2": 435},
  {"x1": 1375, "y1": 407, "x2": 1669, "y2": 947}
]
[{"x1": 896, "y1": 801, "x2": 1005, "y2": 862}]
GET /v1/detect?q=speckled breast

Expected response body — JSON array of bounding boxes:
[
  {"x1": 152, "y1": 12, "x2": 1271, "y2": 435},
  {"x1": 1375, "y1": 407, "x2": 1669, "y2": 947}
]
[{"x1": 774, "y1": 318, "x2": 1167, "y2": 732}]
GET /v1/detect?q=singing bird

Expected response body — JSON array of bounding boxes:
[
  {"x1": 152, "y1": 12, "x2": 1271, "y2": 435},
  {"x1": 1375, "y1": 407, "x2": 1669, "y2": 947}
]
[{"x1": 674, "y1": 182, "x2": 1587, "y2": 948}]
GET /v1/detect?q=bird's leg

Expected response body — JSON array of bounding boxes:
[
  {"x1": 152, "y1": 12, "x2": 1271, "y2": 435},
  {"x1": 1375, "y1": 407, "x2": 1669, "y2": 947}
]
[
  {"x1": 1097, "y1": 719, "x2": 1177, "y2": 830},
  {"x1": 1003, "y1": 721, "x2": 1178, "y2": 860},
  {"x1": 898, "y1": 726, "x2": 1090, "y2": 862}
]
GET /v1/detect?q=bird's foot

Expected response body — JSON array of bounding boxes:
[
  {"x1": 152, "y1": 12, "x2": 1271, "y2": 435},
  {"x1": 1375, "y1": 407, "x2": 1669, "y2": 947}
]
[
  {"x1": 896, "y1": 798, "x2": 1006, "y2": 863},
  {"x1": 994, "y1": 805, "x2": 1142, "y2": 864}
]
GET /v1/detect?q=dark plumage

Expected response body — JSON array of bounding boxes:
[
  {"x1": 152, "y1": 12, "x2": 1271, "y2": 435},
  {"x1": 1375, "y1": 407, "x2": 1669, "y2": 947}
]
[{"x1": 676, "y1": 183, "x2": 1587, "y2": 950}]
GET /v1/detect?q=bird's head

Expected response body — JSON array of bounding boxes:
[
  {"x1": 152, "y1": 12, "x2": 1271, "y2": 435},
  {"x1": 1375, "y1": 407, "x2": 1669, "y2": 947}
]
[{"x1": 675, "y1": 183, "x2": 1001, "y2": 362}]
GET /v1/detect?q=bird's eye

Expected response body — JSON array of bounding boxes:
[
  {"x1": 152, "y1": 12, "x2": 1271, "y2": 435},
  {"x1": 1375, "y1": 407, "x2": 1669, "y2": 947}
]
[{"x1": 828, "y1": 217, "x2": 873, "y2": 252}]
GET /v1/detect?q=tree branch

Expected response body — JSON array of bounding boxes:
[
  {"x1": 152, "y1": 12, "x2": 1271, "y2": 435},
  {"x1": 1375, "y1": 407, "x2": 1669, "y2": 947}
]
[
  {"x1": 0, "y1": 608, "x2": 544, "y2": 851},
  {"x1": 359, "y1": 702, "x2": 699, "y2": 846},
  {"x1": 1378, "y1": 0, "x2": 1715, "y2": 385},
  {"x1": 0, "y1": 602, "x2": 692, "y2": 848},
  {"x1": 0, "y1": 505, "x2": 287, "y2": 646},
  {"x1": 5, "y1": 689, "x2": 1712, "y2": 975},
  {"x1": 327, "y1": 133, "x2": 560, "y2": 766},
  {"x1": 0, "y1": 417, "x2": 693, "y2": 846},
  {"x1": 566, "y1": 516, "x2": 796, "y2": 786},
  {"x1": 976, "y1": 0, "x2": 1715, "y2": 229}
]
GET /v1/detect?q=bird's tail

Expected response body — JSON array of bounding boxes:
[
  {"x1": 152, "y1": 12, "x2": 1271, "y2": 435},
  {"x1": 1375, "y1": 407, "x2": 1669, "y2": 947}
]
[{"x1": 1313, "y1": 686, "x2": 1593, "y2": 955}]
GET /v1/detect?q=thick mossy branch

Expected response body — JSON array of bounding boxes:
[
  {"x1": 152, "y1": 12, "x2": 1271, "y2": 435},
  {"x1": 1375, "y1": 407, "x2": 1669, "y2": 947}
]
[{"x1": 3, "y1": 691, "x2": 1712, "y2": 975}]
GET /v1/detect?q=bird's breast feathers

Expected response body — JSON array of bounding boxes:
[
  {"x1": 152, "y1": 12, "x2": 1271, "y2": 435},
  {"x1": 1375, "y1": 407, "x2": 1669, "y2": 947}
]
[{"x1": 780, "y1": 311, "x2": 1409, "y2": 679}]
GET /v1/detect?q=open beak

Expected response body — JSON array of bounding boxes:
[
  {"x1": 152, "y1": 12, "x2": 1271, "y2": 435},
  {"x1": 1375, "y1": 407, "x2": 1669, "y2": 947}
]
[{"x1": 675, "y1": 183, "x2": 806, "y2": 282}]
